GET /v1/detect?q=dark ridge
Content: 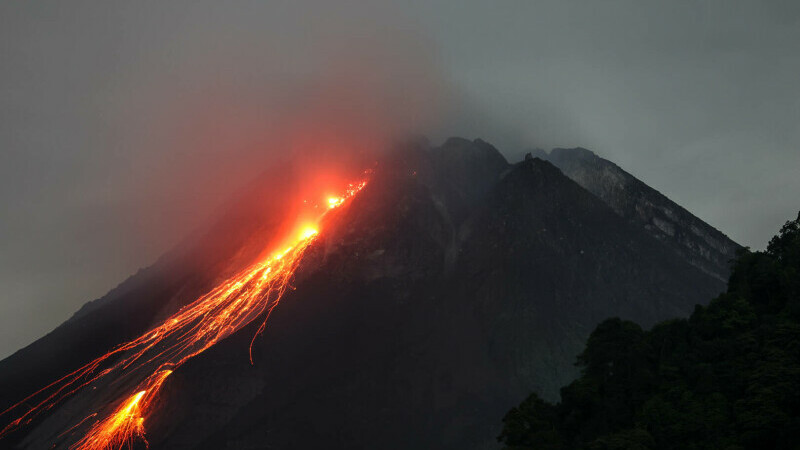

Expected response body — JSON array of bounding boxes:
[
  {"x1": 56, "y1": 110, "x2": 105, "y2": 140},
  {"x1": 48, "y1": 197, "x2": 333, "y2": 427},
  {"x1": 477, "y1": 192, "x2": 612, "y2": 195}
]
[{"x1": 541, "y1": 147, "x2": 740, "y2": 282}]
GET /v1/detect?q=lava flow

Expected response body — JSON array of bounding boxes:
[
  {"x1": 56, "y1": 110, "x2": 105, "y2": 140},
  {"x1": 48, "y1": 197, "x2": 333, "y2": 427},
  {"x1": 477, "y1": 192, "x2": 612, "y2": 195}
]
[{"x1": 0, "y1": 178, "x2": 368, "y2": 449}]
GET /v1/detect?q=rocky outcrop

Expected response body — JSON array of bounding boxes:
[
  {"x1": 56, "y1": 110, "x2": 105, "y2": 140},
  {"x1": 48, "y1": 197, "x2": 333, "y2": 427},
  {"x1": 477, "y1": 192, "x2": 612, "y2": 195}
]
[{"x1": 541, "y1": 147, "x2": 740, "y2": 281}]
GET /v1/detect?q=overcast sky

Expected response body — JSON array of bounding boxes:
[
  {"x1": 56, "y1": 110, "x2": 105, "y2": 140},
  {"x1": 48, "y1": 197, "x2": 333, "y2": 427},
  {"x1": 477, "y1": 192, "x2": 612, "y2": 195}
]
[{"x1": 1, "y1": 0, "x2": 798, "y2": 359}]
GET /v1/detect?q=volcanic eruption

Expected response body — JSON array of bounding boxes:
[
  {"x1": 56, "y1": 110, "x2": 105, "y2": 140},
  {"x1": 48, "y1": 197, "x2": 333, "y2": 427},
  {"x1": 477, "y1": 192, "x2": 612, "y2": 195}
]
[
  {"x1": 0, "y1": 176, "x2": 369, "y2": 449},
  {"x1": 0, "y1": 138, "x2": 736, "y2": 449}
]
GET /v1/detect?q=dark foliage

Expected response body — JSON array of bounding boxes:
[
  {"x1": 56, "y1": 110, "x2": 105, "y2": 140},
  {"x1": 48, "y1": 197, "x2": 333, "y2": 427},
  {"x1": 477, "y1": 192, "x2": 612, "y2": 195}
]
[{"x1": 499, "y1": 212, "x2": 800, "y2": 450}]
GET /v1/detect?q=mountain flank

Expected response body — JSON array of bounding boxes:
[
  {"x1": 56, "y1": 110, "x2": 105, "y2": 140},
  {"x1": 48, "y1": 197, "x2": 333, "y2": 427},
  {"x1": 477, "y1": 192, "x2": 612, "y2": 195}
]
[
  {"x1": 1, "y1": 138, "x2": 733, "y2": 449},
  {"x1": 535, "y1": 147, "x2": 739, "y2": 282}
]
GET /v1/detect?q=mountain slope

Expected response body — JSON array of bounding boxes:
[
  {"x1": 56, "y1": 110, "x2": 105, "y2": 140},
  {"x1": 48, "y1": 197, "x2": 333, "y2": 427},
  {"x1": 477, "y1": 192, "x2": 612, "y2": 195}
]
[
  {"x1": 1, "y1": 138, "x2": 728, "y2": 449},
  {"x1": 538, "y1": 147, "x2": 739, "y2": 282}
]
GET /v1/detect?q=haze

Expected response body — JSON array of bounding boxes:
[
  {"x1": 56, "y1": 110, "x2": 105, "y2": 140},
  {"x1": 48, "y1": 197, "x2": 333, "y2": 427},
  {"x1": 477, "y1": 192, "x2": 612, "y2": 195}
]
[{"x1": 1, "y1": 0, "x2": 798, "y2": 359}]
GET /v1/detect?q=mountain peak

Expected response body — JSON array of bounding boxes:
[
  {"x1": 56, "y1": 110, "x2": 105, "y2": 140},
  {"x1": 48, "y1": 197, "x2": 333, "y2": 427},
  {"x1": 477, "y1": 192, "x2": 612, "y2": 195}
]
[
  {"x1": 439, "y1": 137, "x2": 508, "y2": 166},
  {"x1": 540, "y1": 146, "x2": 739, "y2": 281},
  {"x1": 550, "y1": 146, "x2": 598, "y2": 161},
  {"x1": 512, "y1": 154, "x2": 567, "y2": 183}
]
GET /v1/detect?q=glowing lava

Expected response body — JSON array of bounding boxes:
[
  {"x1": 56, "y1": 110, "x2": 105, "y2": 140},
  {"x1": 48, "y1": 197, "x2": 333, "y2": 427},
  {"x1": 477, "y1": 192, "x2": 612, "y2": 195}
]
[
  {"x1": 0, "y1": 178, "x2": 368, "y2": 449},
  {"x1": 299, "y1": 226, "x2": 319, "y2": 240},
  {"x1": 327, "y1": 181, "x2": 366, "y2": 210},
  {"x1": 327, "y1": 197, "x2": 344, "y2": 209}
]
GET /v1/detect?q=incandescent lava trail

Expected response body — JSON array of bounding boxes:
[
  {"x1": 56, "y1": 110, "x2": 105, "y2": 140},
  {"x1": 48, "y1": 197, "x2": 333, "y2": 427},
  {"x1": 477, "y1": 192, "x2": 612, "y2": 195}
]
[{"x1": 0, "y1": 178, "x2": 368, "y2": 449}]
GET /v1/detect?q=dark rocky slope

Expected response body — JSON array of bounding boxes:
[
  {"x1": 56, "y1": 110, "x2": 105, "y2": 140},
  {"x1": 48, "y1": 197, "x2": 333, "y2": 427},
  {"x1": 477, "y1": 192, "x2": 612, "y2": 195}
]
[
  {"x1": 535, "y1": 147, "x2": 739, "y2": 282},
  {"x1": 1, "y1": 138, "x2": 728, "y2": 449}
]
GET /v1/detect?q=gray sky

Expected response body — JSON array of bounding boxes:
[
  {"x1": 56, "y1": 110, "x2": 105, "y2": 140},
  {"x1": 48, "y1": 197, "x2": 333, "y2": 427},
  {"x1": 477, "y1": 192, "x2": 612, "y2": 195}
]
[{"x1": 1, "y1": 0, "x2": 798, "y2": 359}]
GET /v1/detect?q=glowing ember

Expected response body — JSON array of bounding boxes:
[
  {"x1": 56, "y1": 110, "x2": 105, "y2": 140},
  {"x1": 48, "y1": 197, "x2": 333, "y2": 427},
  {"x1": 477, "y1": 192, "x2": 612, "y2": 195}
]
[
  {"x1": 299, "y1": 226, "x2": 319, "y2": 240},
  {"x1": 79, "y1": 390, "x2": 147, "y2": 449},
  {"x1": 327, "y1": 197, "x2": 344, "y2": 208},
  {"x1": 0, "y1": 178, "x2": 368, "y2": 449}
]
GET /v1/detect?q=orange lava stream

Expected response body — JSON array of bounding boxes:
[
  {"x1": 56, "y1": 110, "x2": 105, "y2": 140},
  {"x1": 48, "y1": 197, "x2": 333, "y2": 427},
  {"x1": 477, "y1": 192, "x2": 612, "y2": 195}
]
[{"x1": 0, "y1": 179, "x2": 367, "y2": 449}]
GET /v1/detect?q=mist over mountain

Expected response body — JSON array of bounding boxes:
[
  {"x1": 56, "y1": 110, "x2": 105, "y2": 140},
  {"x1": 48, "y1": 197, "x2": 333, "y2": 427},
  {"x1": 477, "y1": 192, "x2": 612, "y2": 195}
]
[{"x1": 0, "y1": 138, "x2": 732, "y2": 449}]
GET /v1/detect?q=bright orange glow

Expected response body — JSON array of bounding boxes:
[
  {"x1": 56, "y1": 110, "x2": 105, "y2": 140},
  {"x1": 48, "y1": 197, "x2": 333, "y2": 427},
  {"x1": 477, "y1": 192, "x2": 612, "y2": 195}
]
[
  {"x1": 327, "y1": 196, "x2": 344, "y2": 209},
  {"x1": 73, "y1": 369, "x2": 172, "y2": 450},
  {"x1": 75, "y1": 391, "x2": 146, "y2": 450},
  {"x1": 299, "y1": 226, "x2": 318, "y2": 240},
  {"x1": 0, "y1": 176, "x2": 368, "y2": 449}
]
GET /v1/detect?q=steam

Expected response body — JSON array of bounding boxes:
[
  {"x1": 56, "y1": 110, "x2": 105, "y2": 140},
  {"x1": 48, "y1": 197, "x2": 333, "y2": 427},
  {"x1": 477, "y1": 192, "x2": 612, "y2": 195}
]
[{"x1": 116, "y1": 22, "x2": 452, "y2": 256}]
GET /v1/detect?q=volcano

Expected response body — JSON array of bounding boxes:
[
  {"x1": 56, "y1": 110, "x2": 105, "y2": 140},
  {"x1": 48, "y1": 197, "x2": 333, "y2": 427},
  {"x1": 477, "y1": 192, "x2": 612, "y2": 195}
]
[{"x1": 0, "y1": 138, "x2": 734, "y2": 449}]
